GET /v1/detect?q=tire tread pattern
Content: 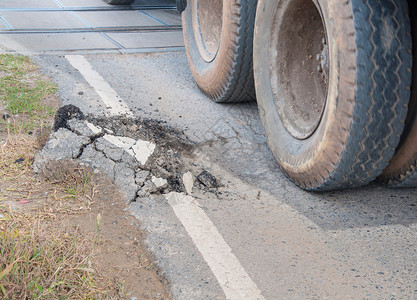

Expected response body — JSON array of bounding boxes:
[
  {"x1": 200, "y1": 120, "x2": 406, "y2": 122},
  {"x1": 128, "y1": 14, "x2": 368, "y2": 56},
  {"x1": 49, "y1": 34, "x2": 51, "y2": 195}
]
[
  {"x1": 384, "y1": 162, "x2": 417, "y2": 187},
  {"x1": 379, "y1": 0, "x2": 417, "y2": 188},
  {"x1": 313, "y1": 0, "x2": 412, "y2": 190}
]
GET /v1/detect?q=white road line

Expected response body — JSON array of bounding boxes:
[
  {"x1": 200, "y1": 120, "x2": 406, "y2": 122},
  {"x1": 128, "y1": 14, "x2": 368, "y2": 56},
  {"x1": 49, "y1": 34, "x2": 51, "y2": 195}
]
[
  {"x1": 166, "y1": 192, "x2": 265, "y2": 300},
  {"x1": 65, "y1": 55, "x2": 132, "y2": 116}
]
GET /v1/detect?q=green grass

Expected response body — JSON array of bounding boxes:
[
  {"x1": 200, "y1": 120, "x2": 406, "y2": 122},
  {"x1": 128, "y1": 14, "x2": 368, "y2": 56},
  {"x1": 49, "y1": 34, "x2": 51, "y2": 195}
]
[{"x1": 0, "y1": 54, "x2": 56, "y2": 132}]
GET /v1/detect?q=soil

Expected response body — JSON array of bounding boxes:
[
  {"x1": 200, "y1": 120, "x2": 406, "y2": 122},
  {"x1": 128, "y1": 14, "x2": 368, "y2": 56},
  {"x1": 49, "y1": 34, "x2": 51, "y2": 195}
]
[{"x1": 61, "y1": 174, "x2": 171, "y2": 299}]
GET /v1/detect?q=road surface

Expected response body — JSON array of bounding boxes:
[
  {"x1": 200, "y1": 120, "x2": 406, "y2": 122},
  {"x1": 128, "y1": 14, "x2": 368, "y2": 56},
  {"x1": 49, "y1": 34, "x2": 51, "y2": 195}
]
[{"x1": 2, "y1": 1, "x2": 417, "y2": 299}]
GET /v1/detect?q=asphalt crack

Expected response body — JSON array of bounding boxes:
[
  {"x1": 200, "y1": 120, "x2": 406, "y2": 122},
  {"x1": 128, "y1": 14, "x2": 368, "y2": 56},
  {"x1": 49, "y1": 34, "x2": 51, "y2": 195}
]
[
  {"x1": 34, "y1": 106, "x2": 220, "y2": 204},
  {"x1": 75, "y1": 132, "x2": 104, "y2": 159}
]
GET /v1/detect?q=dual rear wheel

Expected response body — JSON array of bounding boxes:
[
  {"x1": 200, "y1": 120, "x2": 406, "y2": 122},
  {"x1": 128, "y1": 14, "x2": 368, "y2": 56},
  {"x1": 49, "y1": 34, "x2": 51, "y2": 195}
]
[{"x1": 183, "y1": 0, "x2": 416, "y2": 191}]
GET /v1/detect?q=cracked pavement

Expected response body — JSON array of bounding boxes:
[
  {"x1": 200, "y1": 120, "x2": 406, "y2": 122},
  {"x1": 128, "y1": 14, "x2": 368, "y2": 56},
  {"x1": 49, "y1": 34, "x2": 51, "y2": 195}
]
[
  {"x1": 35, "y1": 107, "x2": 199, "y2": 204},
  {"x1": 30, "y1": 51, "x2": 417, "y2": 299}
]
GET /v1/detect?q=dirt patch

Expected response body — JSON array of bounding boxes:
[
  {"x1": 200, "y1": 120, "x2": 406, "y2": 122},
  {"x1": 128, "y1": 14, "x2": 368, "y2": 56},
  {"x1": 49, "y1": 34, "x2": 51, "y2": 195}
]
[{"x1": 60, "y1": 172, "x2": 171, "y2": 299}]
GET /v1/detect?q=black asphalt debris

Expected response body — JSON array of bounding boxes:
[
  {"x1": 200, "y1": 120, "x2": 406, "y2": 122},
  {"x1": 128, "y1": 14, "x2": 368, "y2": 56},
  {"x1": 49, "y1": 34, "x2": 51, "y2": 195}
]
[
  {"x1": 53, "y1": 104, "x2": 85, "y2": 132},
  {"x1": 14, "y1": 158, "x2": 25, "y2": 164},
  {"x1": 197, "y1": 170, "x2": 218, "y2": 188}
]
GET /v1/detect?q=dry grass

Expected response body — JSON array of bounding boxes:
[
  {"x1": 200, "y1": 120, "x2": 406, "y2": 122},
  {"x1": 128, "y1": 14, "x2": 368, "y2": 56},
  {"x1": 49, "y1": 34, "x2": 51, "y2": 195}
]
[
  {"x1": 0, "y1": 135, "x2": 121, "y2": 299},
  {"x1": 0, "y1": 54, "x2": 122, "y2": 299},
  {"x1": 0, "y1": 215, "x2": 99, "y2": 299},
  {"x1": 0, "y1": 131, "x2": 123, "y2": 299}
]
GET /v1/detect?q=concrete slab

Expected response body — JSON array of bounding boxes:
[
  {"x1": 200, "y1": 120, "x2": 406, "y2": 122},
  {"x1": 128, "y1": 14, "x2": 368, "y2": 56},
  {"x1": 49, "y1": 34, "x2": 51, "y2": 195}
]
[
  {"x1": 76, "y1": 10, "x2": 161, "y2": 28},
  {"x1": 57, "y1": 0, "x2": 111, "y2": 8},
  {"x1": 58, "y1": 0, "x2": 175, "y2": 8},
  {"x1": 0, "y1": 11, "x2": 88, "y2": 30},
  {"x1": 0, "y1": 0, "x2": 60, "y2": 9},
  {"x1": 0, "y1": 33, "x2": 117, "y2": 51},
  {"x1": 0, "y1": 19, "x2": 8, "y2": 29},
  {"x1": 142, "y1": 10, "x2": 181, "y2": 26},
  {"x1": 107, "y1": 31, "x2": 184, "y2": 48}
]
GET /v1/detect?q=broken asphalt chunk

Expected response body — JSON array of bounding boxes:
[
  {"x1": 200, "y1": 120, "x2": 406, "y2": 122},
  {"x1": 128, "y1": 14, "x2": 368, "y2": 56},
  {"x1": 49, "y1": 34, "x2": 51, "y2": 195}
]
[
  {"x1": 197, "y1": 170, "x2": 218, "y2": 188},
  {"x1": 33, "y1": 128, "x2": 90, "y2": 173},
  {"x1": 53, "y1": 104, "x2": 85, "y2": 131},
  {"x1": 102, "y1": 134, "x2": 156, "y2": 166},
  {"x1": 131, "y1": 140, "x2": 156, "y2": 165},
  {"x1": 67, "y1": 119, "x2": 103, "y2": 137},
  {"x1": 151, "y1": 176, "x2": 168, "y2": 189},
  {"x1": 182, "y1": 171, "x2": 193, "y2": 194},
  {"x1": 135, "y1": 170, "x2": 150, "y2": 186}
]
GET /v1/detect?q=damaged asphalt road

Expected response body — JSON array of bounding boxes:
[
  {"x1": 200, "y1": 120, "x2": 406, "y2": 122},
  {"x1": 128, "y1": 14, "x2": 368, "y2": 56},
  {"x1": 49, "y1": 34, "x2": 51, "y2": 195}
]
[
  {"x1": 35, "y1": 104, "x2": 217, "y2": 204},
  {"x1": 32, "y1": 52, "x2": 417, "y2": 299},
  {"x1": 34, "y1": 103, "x2": 255, "y2": 299}
]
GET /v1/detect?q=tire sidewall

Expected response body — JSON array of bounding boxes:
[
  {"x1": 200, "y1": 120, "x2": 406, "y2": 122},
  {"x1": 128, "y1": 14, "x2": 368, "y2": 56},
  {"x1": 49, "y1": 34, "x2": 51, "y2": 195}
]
[{"x1": 182, "y1": 0, "x2": 236, "y2": 91}]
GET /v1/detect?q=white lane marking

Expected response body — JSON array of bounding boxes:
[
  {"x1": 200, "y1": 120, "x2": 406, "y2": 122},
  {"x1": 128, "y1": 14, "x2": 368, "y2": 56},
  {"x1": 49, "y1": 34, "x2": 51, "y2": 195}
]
[
  {"x1": 103, "y1": 134, "x2": 156, "y2": 165},
  {"x1": 65, "y1": 55, "x2": 132, "y2": 116},
  {"x1": 85, "y1": 121, "x2": 102, "y2": 134},
  {"x1": 131, "y1": 140, "x2": 156, "y2": 165},
  {"x1": 166, "y1": 192, "x2": 265, "y2": 300},
  {"x1": 182, "y1": 171, "x2": 193, "y2": 194},
  {"x1": 151, "y1": 176, "x2": 168, "y2": 188},
  {"x1": 103, "y1": 134, "x2": 135, "y2": 152}
]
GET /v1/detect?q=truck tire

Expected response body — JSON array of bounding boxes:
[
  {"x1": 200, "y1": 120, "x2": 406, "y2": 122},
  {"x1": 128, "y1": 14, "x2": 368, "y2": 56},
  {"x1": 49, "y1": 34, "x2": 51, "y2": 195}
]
[
  {"x1": 379, "y1": 1, "x2": 417, "y2": 187},
  {"x1": 182, "y1": 0, "x2": 257, "y2": 102},
  {"x1": 103, "y1": 0, "x2": 134, "y2": 5},
  {"x1": 253, "y1": 0, "x2": 412, "y2": 191}
]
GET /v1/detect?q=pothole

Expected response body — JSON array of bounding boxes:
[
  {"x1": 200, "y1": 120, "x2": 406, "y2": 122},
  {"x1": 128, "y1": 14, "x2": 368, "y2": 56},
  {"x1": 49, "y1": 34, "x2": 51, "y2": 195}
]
[{"x1": 34, "y1": 105, "x2": 220, "y2": 203}]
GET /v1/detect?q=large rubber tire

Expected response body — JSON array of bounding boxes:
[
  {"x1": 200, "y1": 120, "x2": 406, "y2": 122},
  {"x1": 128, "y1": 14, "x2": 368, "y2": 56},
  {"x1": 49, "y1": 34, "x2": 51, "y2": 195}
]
[
  {"x1": 103, "y1": 0, "x2": 134, "y2": 5},
  {"x1": 379, "y1": 1, "x2": 417, "y2": 187},
  {"x1": 254, "y1": 0, "x2": 412, "y2": 191},
  {"x1": 182, "y1": 0, "x2": 257, "y2": 103}
]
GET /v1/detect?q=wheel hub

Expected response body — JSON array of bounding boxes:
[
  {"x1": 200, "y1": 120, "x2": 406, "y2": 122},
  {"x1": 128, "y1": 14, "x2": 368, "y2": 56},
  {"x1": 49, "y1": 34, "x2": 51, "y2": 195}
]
[
  {"x1": 269, "y1": 0, "x2": 329, "y2": 140},
  {"x1": 192, "y1": 0, "x2": 223, "y2": 62}
]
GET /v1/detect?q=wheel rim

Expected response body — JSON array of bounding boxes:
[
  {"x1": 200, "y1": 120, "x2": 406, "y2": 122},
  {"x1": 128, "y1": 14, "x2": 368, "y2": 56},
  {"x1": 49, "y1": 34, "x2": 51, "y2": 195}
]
[
  {"x1": 192, "y1": 0, "x2": 223, "y2": 62},
  {"x1": 269, "y1": 0, "x2": 329, "y2": 140}
]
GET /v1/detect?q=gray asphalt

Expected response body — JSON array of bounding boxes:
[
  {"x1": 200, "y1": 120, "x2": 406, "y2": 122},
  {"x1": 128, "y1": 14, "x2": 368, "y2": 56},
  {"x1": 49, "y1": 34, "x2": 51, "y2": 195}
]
[
  {"x1": 35, "y1": 51, "x2": 417, "y2": 299},
  {"x1": 3, "y1": 1, "x2": 417, "y2": 299}
]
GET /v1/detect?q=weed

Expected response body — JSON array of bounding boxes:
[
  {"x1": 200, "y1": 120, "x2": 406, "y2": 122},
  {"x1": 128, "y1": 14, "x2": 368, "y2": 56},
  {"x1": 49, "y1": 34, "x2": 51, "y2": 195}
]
[
  {"x1": 42, "y1": 160, "x2": 97, "y2": 201},
  {"x1": 96, "y1": 213, "x2": 102, "y2": 233}
]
